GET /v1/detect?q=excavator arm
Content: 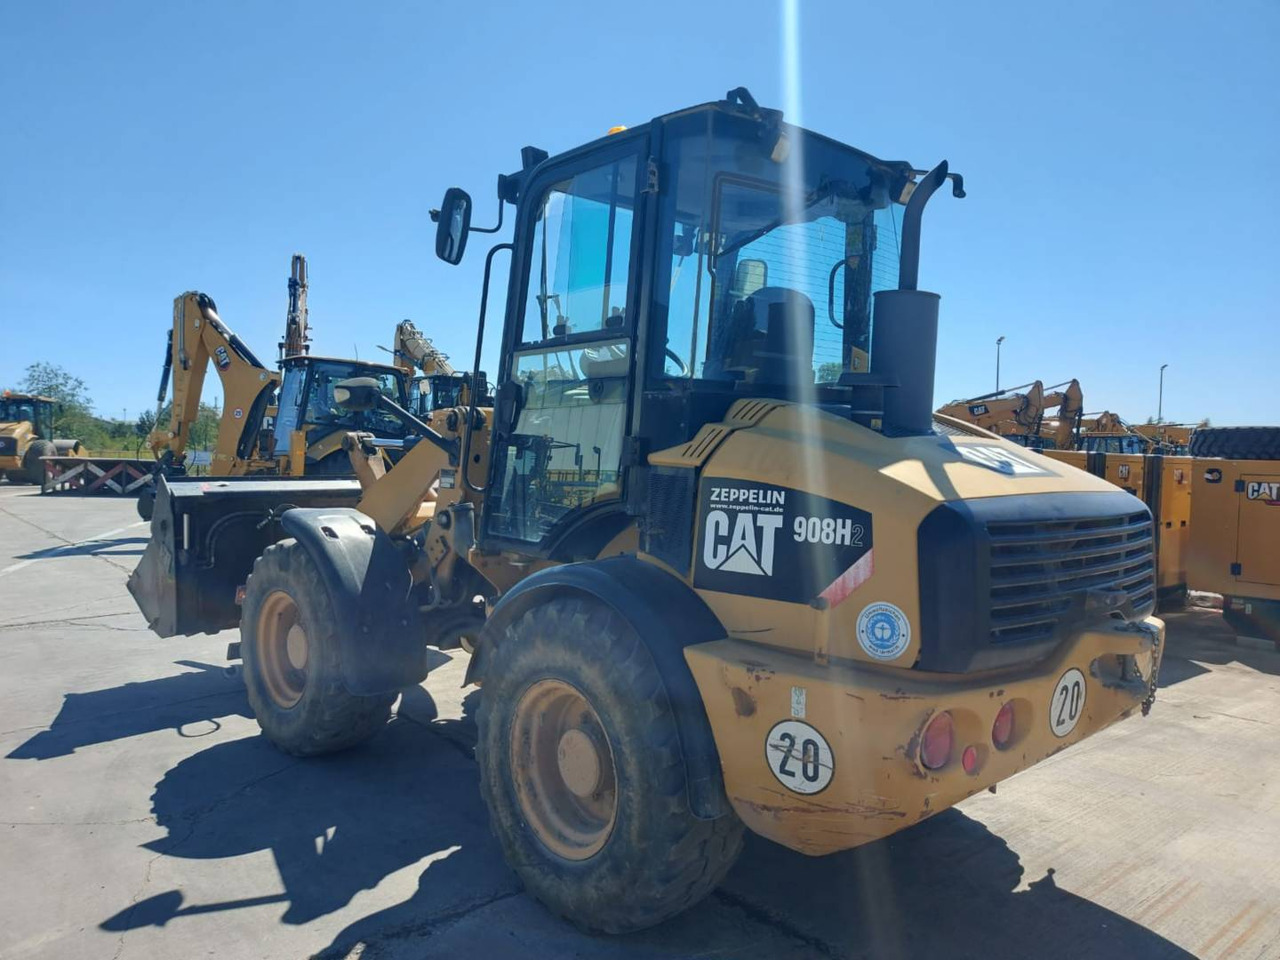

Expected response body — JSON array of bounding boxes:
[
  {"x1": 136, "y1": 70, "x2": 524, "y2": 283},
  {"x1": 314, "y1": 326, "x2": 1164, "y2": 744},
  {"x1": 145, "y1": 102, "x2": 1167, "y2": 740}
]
[
  {"x1": 1040, "y1": 378, "x2": 1083, "y2": 450},
  {"x1": 388, "y1": 319, "x2": 454, "y2": 377},
  {"x1": 148, "y1": 292, "x2": 280, "y2": 472},
  {"x1": 936, "y1": 380, "x2": 1045, "y2": 437}
]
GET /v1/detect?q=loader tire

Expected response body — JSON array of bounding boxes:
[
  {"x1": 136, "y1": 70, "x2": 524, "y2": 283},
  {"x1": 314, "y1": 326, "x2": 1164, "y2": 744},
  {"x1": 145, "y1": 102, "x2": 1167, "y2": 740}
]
[
  {"x1": 476, "y1": 596, "x2": 744, "y2": 934},
  {"x1": 240, "y1": 540, "x2": 395, "y2": 756},
  {"x1": 21, "y1": 439, "x2": 56, "y2": 485},
  {"x1": 136, "y1": 485, "x2": 155, "y2": 522},
  {"x1": 1189, "y1": 426, "x2": 1280, "y2": 461}
]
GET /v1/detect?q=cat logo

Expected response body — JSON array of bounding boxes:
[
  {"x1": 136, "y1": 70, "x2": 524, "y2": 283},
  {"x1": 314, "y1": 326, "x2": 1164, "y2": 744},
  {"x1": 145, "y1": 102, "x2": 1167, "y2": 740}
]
[
  {"x1": 702, "y1": 503, "x2": 784, "y2": 576},
  {"x1": 1117, "y1": 464, "x2": 1130, "y2": 481},
  {"x1": 953, "y1": 444, "x2": 1051, "y2": 476},
  {"x1": 968, "y1": 403, "x2": 990, "y2": 417},
  {"x1": 214, "y1": 346, "x2": 232, "y2": 371},
  {"x1": 1245, "y1": 481, "x2": 1280, "y2": 506}
]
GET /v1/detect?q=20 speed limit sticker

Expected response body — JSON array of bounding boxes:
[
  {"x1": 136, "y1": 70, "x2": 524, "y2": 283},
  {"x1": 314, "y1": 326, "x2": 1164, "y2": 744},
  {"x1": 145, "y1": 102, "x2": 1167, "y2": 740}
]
[
  {"x1": 1049, "y1": 668, "x2": 1087, "y2": 737},
  {"x1": 765, "y1": 720, "x2": 834, "y2": 794}
]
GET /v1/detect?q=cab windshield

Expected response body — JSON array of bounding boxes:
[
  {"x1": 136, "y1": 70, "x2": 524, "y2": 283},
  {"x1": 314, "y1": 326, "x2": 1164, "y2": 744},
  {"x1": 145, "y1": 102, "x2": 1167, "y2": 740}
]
[
  {"x1": 655, "y1": 114, "x2": 907, "y2": 389},
  {"x1": 302, "y1": 361, "x2": 408, "y2": 439}
]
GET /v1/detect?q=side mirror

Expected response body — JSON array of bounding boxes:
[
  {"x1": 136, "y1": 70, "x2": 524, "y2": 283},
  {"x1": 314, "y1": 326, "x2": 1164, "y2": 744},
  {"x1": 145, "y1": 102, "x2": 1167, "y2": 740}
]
[
  {"x1": 333, "y1": 377, "x2": 382, "y2": 412},
  {"x1": 435, "y1": 187, "x2": 472, "y2": 265}
]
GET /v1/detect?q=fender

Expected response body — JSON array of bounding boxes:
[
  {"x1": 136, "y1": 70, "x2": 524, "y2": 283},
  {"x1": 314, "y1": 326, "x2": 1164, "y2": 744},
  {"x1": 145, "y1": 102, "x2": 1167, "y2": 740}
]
[
  {"x1": 280, "y1": 507, "x2": 425, "y2": 696},
  {"x1": 473, "y1": 556, "x2": 731, "y2": 820}
]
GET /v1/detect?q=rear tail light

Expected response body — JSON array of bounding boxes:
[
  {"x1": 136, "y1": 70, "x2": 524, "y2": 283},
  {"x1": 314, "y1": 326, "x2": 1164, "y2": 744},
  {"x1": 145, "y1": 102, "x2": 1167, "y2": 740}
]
[
  {"x1": 920, "y1": 711, "x2": 954, "y2": 770},
  {"x1": 992, "y1": 702, "x2": 1015, "y2": 749},
  {"x1": 962, "y1": 745, "x2": 979, "y2": 775}
]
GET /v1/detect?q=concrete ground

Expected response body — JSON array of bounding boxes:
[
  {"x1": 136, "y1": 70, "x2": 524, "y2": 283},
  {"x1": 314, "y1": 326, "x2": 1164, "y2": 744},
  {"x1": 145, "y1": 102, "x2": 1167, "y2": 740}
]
[{"x1": 1, "y1": 487, "x2": 1278, "y2": 960}]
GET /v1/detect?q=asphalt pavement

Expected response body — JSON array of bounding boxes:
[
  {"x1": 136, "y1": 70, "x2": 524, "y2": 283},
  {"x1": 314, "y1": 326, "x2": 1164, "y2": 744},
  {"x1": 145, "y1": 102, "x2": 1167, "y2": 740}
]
[{"x1": 1, "y1": 486, "x2": 1277, "y2": 959}]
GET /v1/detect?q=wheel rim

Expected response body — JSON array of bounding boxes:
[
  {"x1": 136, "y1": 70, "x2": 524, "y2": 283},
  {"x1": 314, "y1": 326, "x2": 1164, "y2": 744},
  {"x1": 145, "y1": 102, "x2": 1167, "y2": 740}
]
[
  {"x1": 510, "y1": 678, "x2": 617, "y2": 860},
  {"x1": 256, "y1": 590, "x2": 308, "y2": 709}
]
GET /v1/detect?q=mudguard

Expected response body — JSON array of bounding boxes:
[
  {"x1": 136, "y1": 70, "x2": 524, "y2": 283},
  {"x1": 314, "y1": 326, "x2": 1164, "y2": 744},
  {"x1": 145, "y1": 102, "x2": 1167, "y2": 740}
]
[
  {"x1": 279, "y1": 508, "x2": 426, "y2": 696},
  {"x1": 474, "y1": 556, "x2": 731, "y2": 820}
]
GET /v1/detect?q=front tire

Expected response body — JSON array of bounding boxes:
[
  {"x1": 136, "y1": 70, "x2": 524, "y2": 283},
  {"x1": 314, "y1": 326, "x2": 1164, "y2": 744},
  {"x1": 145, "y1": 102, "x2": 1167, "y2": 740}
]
[
  {"x1": 476, "y1": 596, "x2": 744, "y2": 933},
  {"x1": 240, "y1": 540, "x2": 395, "y2": 756},
  {"x1": 21, "y1": 439, "x2": 55, "y2": 485}
]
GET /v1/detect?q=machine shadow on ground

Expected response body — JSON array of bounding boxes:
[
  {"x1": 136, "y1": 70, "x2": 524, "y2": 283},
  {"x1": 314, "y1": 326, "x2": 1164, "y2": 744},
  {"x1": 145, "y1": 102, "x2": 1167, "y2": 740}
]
[
  {"x1": 717, "y1": 814, "x2": 1194, "y2": 960},
  {"x1": 6, "y1": 659, "x2": 251, "y2": 760},
  {"x1": 99, "y1": 691, "x2": 521, "y2": 939},
  {"x1": 14, "y1": 534, "x2": 149, "y2": 562}
]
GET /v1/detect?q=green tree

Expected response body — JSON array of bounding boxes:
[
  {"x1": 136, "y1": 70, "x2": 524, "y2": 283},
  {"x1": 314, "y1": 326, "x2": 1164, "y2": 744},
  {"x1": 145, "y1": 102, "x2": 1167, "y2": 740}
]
[
  {"x1": 135, "y1": 410, "x2": 157, "y2": 456},
  {"x1": 17, "y1": 362, "x2": 95, "y2": 439}
]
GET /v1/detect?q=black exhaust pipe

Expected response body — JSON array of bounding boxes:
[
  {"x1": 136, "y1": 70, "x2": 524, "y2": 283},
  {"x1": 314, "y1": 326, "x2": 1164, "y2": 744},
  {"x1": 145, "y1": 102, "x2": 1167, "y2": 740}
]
[{"x1": 872, "y1": 160, "x2": 958, "y2": 436}]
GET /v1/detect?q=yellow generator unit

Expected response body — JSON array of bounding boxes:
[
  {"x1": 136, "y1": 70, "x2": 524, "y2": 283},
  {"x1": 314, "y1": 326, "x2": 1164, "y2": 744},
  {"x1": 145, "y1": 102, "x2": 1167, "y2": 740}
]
[{"x1": 1187, "y1": 427, "x2": 1280, "y2": 643}]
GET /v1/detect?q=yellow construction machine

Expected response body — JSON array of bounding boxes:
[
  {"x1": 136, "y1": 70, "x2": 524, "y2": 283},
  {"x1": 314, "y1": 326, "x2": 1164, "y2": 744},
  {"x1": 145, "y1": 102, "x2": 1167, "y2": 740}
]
[
  {"x1": 936, "y1": 380, "x2": 1045, "y2": 440},
  {"x1": 0, "y1": 392, "x2": 84, "y2": 484},
  {"x1": 144, "y1": 257, "x2": 415, "y2": 482},
  {"x1": 383, "y1": 318, "x2": 490, "y2": 417},
  {"x1": 1187, "y1": 426, "x2": 1280, "y2": 642},
  {"x1": 129, "y1": 88, "x2": 1165, "y2": 933}
]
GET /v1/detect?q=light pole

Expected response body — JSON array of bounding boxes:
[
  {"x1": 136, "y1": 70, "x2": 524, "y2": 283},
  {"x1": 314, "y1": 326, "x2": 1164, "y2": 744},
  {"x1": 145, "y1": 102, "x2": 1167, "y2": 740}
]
[
  {"x1": 1157, "y1": 363, "x2": 1169, "y2": 425},
  {"x1": 995, "y1": 336, "x2": 1005, "y2": 393}
]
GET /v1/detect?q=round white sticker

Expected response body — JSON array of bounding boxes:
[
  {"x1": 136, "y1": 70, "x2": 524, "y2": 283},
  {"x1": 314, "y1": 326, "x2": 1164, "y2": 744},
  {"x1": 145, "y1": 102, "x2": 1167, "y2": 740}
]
[
  {"x1": 232, "y1": 407, "x2": 244, "y2": 420},
  {"x1": 1049, "y1": 668, "x2": 1087, "y2": 737},
  {"x1": 765, "y1": 719, "x2": 834, "y2": 795},
  {"x1": 856, "y1": 602, "x2": 911, "y2": 660}
]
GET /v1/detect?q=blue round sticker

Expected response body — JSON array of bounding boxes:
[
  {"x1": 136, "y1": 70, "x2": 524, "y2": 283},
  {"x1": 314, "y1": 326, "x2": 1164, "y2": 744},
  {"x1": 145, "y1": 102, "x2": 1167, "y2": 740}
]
[{"x1": 856, "y1": 602, "x2": 911, "y2": 660}]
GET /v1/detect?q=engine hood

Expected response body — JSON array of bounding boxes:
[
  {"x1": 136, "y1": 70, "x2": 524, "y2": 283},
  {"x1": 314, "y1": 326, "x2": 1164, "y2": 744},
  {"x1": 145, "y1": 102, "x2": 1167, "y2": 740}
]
[{"x1": 710, "y1": 403, "x2": 1116, "y2": 505}]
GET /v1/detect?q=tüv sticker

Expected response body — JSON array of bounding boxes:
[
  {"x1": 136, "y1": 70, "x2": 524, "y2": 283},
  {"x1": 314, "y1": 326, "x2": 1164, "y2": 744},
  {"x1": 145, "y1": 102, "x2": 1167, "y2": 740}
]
[{"x1": 856, "y1": 602, "x2": 911, "y2": 660}]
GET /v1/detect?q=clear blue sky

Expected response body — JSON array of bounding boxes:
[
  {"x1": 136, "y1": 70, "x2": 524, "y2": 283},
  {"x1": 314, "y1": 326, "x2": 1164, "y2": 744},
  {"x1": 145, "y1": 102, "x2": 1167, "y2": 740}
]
[{"x1": 2, "y1": 1, "x2": 1277, "y2": 425}]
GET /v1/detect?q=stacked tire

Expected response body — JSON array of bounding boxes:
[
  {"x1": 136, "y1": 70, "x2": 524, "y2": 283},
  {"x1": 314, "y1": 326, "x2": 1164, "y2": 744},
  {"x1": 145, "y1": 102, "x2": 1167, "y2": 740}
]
[{"x1": 1189, "y1": 427, "x2": 1280, "y2": 460}]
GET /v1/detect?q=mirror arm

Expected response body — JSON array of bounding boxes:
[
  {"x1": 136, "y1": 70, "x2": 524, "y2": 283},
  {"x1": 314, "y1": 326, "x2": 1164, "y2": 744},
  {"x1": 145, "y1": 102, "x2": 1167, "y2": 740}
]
[
  {"x1": 469, "y1": 199, "x2": 505, "y2": 235},
  {"x1": 462, "y1": 241, "x2": 514, "y2": 494}
]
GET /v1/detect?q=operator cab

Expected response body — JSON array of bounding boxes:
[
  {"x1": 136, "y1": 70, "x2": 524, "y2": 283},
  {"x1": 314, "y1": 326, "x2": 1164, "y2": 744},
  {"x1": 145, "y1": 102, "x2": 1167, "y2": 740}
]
[
  {"x1": 0, "y1": 394, "x2": 55, "y2": 439},
  {"x1": 273, "y1": 357, "x2": 411, "y2": 467},
  {"x1": 435, "y1": 88, "x2": 960, "y2": 559}
]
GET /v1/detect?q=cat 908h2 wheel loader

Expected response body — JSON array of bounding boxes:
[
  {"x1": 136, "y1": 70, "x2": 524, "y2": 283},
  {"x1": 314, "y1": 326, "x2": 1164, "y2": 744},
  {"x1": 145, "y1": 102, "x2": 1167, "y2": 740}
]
[{"x1": 129, "y1": 87, "x2": 1165, "y2": 933}]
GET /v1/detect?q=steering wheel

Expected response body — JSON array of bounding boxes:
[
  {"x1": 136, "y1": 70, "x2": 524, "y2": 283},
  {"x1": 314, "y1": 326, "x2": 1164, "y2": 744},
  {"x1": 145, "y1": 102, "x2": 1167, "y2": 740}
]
[{"x1": 664, "y1": 347, "x2": 690, "y2": 378}]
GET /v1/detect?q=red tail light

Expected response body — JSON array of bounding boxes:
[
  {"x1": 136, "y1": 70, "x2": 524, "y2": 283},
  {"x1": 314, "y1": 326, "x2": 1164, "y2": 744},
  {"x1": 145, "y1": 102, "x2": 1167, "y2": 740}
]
[
  {"x1": 920, "y1": 711, "x2": 954, "y2": 770},
  {"x1": 962, "y1": 745, "x2": 979, "y2": 774},
  {"x1": 992, "y1": 702, "x2": 1015, "y2": 749}
]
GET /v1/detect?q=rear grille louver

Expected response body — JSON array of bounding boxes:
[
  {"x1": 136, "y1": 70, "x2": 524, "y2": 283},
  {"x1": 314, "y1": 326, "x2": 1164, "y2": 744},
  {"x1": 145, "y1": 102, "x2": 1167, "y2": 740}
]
[{"x1": 986, "y1": 510, "x2": 1155, "y2": 645}]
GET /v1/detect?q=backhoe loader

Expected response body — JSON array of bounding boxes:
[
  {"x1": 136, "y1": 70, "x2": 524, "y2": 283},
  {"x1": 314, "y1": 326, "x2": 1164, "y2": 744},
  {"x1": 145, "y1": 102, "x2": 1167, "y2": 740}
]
[
  {"x1": 384, "y1": 318, "x2": 490, "y2": 417},
  {"x1": 139, "y1": 261, "x2": 415, "y2": 517},
  {"x1": 129, "y1": 88, "x2": 1164, "y2": 933},
  {"x1": 0, "y1": 392, "x2": 83, "y2": 484}
]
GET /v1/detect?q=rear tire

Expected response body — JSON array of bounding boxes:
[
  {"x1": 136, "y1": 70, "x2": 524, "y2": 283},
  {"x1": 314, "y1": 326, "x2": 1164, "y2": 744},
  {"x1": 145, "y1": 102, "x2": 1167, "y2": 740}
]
[
  {"x1": 240, "y1": 540, "x2": 395, "y2": 756},
  {"x1": 21, "y1": 439, "x2": 55, "y2": 485},
  {"x1": 1189, "y1": 426, "x2": 1280, "y2": 460},
  {"x1": 476, "y1": 596, "x2": 744, "y2": 934}
]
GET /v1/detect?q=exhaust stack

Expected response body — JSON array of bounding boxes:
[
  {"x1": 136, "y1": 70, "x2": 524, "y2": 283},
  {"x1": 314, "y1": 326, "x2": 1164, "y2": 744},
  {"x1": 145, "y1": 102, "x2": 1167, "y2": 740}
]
[{"x1": 872, "y1": 160, "x2": 959, "y2": 436}]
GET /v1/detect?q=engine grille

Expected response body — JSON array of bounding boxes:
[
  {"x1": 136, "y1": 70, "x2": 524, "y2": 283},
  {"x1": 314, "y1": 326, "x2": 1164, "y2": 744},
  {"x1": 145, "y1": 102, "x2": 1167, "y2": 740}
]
[{"x1": 986, "y1": 509, "x2": 1155, "y2": 645}]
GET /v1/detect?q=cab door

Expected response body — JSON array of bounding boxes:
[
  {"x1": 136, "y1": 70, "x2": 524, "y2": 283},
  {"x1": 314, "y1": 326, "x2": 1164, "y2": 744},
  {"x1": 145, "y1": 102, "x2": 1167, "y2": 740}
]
[{"x1": 482, "y1": 139, "x2": 646, "y2": 555}]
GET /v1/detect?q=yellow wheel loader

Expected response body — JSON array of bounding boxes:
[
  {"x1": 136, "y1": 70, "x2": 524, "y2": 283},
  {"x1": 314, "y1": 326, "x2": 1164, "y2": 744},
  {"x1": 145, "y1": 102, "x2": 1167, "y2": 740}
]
[
  {"x1": 0, "y1": 392, "x2": 83, "y2": 484},
  {"x1": 129, "y1": 88, "x2": 1165, "y2": 933}
]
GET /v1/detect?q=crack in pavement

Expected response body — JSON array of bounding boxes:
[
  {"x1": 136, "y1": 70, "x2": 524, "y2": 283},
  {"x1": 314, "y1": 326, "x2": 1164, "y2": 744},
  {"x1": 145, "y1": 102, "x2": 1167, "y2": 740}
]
[
  {"x1": 0, "y1": 609, "x2": 140, "y2": 630},
  {"x1": 712, "y1": 888, "x2": 841, "y2": 959},
  {"x1": 310, "y1": 889, "x2": 524, "y2": 960},
  {"x1": 2, "y1": 817, "x2": 156, "y2": 827},
  {"x1": 0, "y1": 505, "x2": 147, "y2": 578}
]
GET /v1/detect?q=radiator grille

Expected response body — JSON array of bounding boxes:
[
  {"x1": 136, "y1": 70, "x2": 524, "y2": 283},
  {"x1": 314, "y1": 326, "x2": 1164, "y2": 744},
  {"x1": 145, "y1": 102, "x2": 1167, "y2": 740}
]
[{"x1": 986, "y1": 510, "x2": 1155, "y2": 645}]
